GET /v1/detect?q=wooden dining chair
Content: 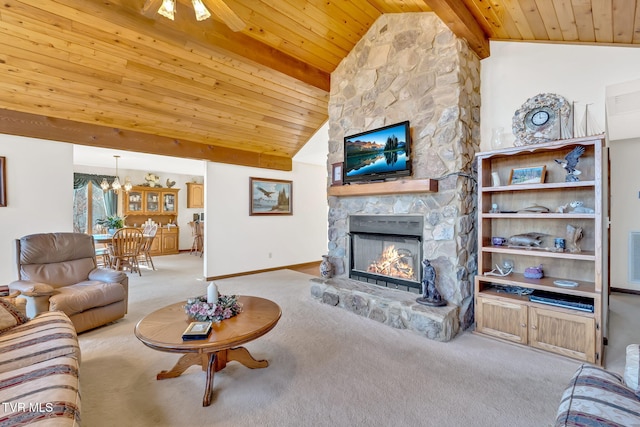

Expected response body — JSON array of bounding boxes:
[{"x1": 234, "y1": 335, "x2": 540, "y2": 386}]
[
  {"x1": 189, "y1": 221, "x2": 204, "y2": 257},
  {"x1": 110, "y1": 227, "x2": 144, "y2": 276},
  {"x1": 138, "y1": 224, "x2": 158, "y2": 271},
  {"x1": 95, "y1": 246, "x2": 111, "y2": 268}
]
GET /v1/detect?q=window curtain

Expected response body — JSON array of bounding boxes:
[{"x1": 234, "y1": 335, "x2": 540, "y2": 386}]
[{"x1": 73, "y1": 173, "x2": 117, "y2": 216}]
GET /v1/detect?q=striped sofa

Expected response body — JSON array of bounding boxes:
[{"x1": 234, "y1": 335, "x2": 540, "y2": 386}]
[
  {"x1": 0, "y1": 310, "x2": 81, "y2": 426},
  {"x1": 555, "y1": 344, "x2": 640, "y2": 426}
]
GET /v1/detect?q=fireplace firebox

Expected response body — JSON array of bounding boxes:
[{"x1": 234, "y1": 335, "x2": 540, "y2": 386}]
[{"x1": 349, "y1": 215, "x2": 423, "y2": 292}]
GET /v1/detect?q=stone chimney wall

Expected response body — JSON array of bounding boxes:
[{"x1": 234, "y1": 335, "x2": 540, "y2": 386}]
[{"x1": 326, "y1": 13, "x2": 481, "y2": 328}]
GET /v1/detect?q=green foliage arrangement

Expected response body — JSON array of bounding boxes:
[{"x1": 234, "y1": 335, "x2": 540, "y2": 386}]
[{"x1": 95, "y1": 215, "x2": 125, "y2": 229}]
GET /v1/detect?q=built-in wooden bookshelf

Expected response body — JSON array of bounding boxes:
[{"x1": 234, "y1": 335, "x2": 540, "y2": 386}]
[{"x1": 474, "y1": 135, "x2": 608, "y2": 365}]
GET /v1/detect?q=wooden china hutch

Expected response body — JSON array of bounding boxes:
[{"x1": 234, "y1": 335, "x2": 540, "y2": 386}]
[{"x1": 118, "y1": 186, "x2": 180, "y2": 255}]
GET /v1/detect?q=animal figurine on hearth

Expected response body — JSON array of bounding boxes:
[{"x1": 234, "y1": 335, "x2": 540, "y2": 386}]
[
  {"x1": 416, "y1": 259, "x2": 446, "y2": 307},
  {"x1": 554, "y1": 145, "x2": 585, "y2": 182}
]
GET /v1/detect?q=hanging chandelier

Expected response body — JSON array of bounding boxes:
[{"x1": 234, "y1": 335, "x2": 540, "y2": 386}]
[
  {"x1": 100, "y1": 155, "x2": 132, "y2": 193},
  {"x1": 158, "y1": 0, "x2": 210, "y2": 22}
]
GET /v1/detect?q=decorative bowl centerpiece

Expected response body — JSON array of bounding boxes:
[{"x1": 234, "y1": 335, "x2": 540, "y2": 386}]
[{"x1": 184, "y1": 294, "x2": 243, "y2": 322}]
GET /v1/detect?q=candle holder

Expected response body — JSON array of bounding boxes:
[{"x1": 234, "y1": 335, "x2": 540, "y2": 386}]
[{"x1": 184, "y1": 294, "x2": 243, "y2": 322}]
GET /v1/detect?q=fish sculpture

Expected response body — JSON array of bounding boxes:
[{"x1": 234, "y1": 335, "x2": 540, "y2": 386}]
[{"x1": 508, "y1": 232, "x2": 546, "y2": 247}]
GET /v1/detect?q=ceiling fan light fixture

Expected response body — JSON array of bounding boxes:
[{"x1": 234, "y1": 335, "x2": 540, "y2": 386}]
[
  {"x1": 158, "y1": 0, "x2": 176, "y2": 21},
  {"x1": 192, "y1": 0, "x2": 211, "y2": 21}
]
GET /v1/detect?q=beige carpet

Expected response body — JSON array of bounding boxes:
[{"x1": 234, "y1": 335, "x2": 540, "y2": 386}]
[{"x1": 78, "y1": 254, "x2": 634, "y2": 427}]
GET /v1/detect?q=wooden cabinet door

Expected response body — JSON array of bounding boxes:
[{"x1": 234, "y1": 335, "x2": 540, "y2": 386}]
[
  {"x1": 145, "y1": 191, "x2": 160, "y2": 214},
  {"x1": 529, "y1": 306, "x2": 596, "y2": 363},
  {"x1": 187, "y1": 183, "x2": 204, "y2": 208},
  {"x1": 476, "y1": 296, "x2": 527, "y2": 344},
  {"x1": 126, "y1": 191, "x2": 143, "y2": 215},
  {"x1": 162, "y1": 230, "x2": 179, "y2": 254},
  {"x1": 162, "y1": 192, "x2": 177, "y2": 214},
  {"x1": 149, "y1": 235, "x2": 161, "y2": 255}
]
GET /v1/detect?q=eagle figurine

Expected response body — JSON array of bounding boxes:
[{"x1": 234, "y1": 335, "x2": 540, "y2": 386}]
[{"x1": 554, "y1": 145, "x2": 585, "y2": 182}]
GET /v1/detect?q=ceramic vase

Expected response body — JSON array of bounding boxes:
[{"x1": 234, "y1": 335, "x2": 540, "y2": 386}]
[{"x1": 319, "y1": 255, "x2": 334, "y2": 279}]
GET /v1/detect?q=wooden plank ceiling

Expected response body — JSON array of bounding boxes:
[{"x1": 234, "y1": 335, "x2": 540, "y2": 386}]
[{"x1": 1, "y1": 0, "x2": 639, "y2": 171}]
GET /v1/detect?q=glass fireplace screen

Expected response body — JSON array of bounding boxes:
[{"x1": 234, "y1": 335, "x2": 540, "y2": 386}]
[{"x1": 351, "y1": 233, "x2": 421, "y2": 283}]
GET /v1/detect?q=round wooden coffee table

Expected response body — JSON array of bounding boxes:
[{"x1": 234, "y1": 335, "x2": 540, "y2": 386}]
[{"x1": 134, "y1": 295, "x2": 281, "y2": 406}]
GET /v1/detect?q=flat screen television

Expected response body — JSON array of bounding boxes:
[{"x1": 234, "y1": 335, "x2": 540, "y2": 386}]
[{"x1": 343, "y1": 121, "x2": 411, "y2": 184}]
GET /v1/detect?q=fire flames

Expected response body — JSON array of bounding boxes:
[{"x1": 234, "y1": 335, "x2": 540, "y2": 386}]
[{"x1": 367, "y1": 245, "x2": 416, "y2": 280}]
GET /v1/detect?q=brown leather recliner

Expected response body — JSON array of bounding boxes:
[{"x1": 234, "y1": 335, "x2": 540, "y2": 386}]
[{"x1": 9, "y1": 232, "x2": 128, "y2": 333}]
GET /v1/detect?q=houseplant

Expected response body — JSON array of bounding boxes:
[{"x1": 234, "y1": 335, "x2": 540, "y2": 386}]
[{"x1": 96, "y1": 215, "x2": 125, "y2": 234}]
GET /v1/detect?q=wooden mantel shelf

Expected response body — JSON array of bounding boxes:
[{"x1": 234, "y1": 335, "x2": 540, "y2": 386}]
[{"x1": 327, "y1": 179, "x2": 438, "y2": 197}]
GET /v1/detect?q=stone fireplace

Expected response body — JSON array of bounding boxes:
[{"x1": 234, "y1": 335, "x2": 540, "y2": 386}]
[{"x1": 310, "y1": 13, "x2": 480, "y2": 340}]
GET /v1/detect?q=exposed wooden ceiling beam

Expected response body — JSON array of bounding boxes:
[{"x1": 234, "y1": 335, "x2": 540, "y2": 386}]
[
  {"x1": 192, "y1": 20, "x2": 331, "y2": 91},
  {"x1": 0, "y1": 109, "x2": 292, "y2": 171},
  {"x1": 200, "y1": 0, "x2": 246, "y2": 32},
  {"x1": 422, "y1": 0, "x2": 490, "y2": 59}
]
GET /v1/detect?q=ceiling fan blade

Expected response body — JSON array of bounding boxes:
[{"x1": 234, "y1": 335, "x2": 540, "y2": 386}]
[{"x1": 201, "y1": 0, "x2": 246, "y2": 32}]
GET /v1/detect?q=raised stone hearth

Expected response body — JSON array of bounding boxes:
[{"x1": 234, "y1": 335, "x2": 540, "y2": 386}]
[{"x1": 310, "y1": 277, "x2": 459, "y2": 342}]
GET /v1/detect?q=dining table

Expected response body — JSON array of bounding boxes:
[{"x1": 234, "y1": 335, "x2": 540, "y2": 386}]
[
  {"x1": 92, "y1": 234, "x2": 114, "y2": 245},
  {"x1": 93, "y1": 233, "x2": 154, "y2": 244},
  {"x1": 93, "y1": 233, "x2": 154, "y2": 272}
]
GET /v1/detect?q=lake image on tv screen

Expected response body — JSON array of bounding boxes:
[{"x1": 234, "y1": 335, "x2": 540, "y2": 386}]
[{"x1": 345, "y1": 124, "x2": 408, "y2": 178}]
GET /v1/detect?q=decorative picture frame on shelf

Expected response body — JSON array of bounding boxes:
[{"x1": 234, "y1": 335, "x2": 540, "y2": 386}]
[
  {"x1": 0, "y1": 157, "x2": 6, "y2": 207},
  {"x1": 508, "y1": 165, "x2": 546, "y2": 185},
  {"x1": 249, "y1": 177, "x2": 293, "y2": 216},
  {"x1": 331, "y1": 162, "x2": 343, "y2": 186}
]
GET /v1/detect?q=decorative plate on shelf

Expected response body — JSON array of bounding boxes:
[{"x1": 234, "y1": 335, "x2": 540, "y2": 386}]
[
  {"x1": 553, "y1": 280, "x2": 579, "y2": 288},
  {"x1": 512, "y1": 93, "x2": 572, "y2": 146}
]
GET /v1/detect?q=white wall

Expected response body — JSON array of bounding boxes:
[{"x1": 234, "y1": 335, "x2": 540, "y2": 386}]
[
  {"x1": 205, "y1": 161, "x2": 328, "y2": 278},
  {"x1": 481, "y1": 41, "x2": 640, "y2": 290},
  {"x1": 0, "y1": 134, "x2": 327, "y2": 283},
  {"x1": 609, "y1": 137, "x2": 640, "y2": 291},
  {"x1": 0, "y1": 135, "x2": 74, "y2": 283},
  {"x1": 481, "y1": 41, "x2": 640, "y2": 151}
]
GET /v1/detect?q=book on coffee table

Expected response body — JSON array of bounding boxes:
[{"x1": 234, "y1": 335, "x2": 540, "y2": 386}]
[{"x1": 182, "y1": 321, "x2": 213, "y2": 341}]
